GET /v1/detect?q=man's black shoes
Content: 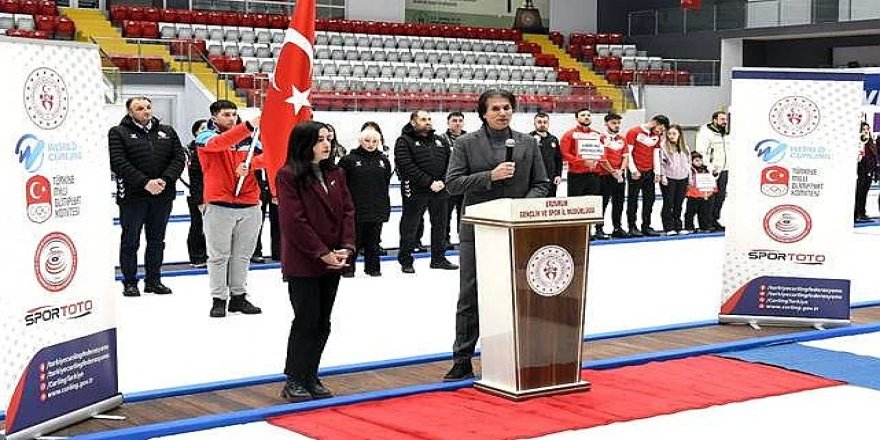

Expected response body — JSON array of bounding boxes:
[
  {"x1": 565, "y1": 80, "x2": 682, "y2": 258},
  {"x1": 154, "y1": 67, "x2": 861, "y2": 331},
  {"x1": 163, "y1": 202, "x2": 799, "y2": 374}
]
[
  {"x1": 281, "y1": 379, "x2": 312, "y2": 403},
  {"x1": 122, "y1": 284, "x2": 140, "y2": 297},
  {"x1": 210, "y1": 299, "x2": 227, "y2": 318},
  {"x1": 430, "y1": 260, "x2": 459, "y2": 270},
  {"x1": 144, "y1": 282, "x2": 172, "y2": 295},
  {"x1": 228, "y1": 295, "x2": 262, "y2": 314},
  {"x1": 443, "y1": 360, "x2": 475, "y2": 382}
]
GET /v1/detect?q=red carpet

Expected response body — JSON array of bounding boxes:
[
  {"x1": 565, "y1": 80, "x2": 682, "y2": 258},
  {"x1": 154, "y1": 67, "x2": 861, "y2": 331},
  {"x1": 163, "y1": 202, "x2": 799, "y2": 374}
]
[{"x1": 268, "y1": 356, "x2": 840, "y2": 439}]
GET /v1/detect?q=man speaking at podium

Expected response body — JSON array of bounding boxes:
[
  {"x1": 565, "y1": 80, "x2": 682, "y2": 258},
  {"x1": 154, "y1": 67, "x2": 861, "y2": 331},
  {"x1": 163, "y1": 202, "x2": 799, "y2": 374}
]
[{"x1": 444, "y1": 89, "x2": 549, "y2": 381}]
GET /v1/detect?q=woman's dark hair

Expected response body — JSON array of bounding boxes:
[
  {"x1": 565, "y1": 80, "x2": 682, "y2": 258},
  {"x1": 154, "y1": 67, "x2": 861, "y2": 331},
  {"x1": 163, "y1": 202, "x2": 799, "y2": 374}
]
[
  {"x1": 476, "y1": 89, "x2": 516, "y2": 123},
  {"x1": 284, "y1": 120, "x2": 334, "y2": 184}
]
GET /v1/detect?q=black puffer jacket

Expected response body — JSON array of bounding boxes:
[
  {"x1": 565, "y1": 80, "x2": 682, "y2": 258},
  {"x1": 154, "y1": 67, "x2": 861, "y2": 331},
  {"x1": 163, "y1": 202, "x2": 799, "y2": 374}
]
[
  {"x1": 339, "y1": 147, "x2": 392, "y2": 223},
  {"x1": 393, "y1": 123, "x2": 451, "y2": 197},
  {"x1": 108, "y1": 115, "x2": 186, "y2": 204}
]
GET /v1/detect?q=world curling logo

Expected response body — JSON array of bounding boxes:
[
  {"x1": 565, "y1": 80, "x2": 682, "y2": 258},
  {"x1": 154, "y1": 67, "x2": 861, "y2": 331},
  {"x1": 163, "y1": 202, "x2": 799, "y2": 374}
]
[
  {"x1": 24, "y1": 67, "x2": 69, "y2": 130},
  {"x1": 526, "y1": 245, "x2": 575, "y2": 297},
  {"x1": 34, "y1": 232, "x2": 77, "y2": 292},
  {"x1": 768, "y1": 96, "x2": 820, "y2": 138}
]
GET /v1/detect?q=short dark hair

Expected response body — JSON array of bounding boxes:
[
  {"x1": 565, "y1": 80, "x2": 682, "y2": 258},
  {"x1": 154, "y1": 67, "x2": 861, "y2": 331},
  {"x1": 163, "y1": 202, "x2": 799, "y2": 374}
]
[
  {"x1": 604, "y1": 113, "x2": 622, "y2": 122},
  {"x1": 574, "y1": 108, "x2": 592, "y2": 117},
  {"x1": 209, "y1": 100, "x2": 238, "y2": 115},
  {"x1": 651, "y1": 114, "x2": 670, "y2": 129},
  {"x1": 447, "y1": 111, "x2": 464, "y2": 120},
  {"x1": 190, "y1": 119, "x2": 207, "y2": 136},
  {"x1": 690, "y1": 151, "x2": 703, "y2": 159},
  {"x1": 534, "y1": 112, "x2": 549, "y2": 120},
  {"x1": 125, "y1": 96, "x2": 151, "y2": 110},
  {"x1": 476, "y1": 89, "x2": 516, "y2": 122},
  {"x1": 409, "y1": 110, "x2": 428, "y2": 121},
  {"x1": 861, "y1": 121, "x2": 871, "y2": 131},
  {"x1": 712, "y1": 111, "x2": 727, "y2": 121}
]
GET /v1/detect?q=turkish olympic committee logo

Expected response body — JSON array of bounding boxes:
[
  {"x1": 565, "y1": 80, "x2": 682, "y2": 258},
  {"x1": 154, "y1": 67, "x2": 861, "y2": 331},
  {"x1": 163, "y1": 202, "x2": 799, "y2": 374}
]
[
  {"x1": 526, "y1": 245, "x2": 575, "y2": 297},
  {"x1": 25, "y1": 175, "x2": 52, "y2": 223},
  {"x1": 34, "y1": 232, "x2": 77, "y2": 292},
  {"x1": 768, "y1": 96, "x2": 820, "y2": 138},
  {"x1": 23, "y1": 67, "x2": 69, "y2": 130},
  {"x1": 763, "y1": 205, "x2": 812, "y2": 244},
  {"x1": 760, "y1": 166, "x2": 789, "y2": 197}
]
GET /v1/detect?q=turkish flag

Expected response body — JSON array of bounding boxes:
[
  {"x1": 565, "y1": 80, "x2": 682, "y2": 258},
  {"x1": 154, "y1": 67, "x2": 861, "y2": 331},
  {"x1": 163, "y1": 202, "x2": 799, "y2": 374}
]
[
  {"x1": 681, "y1": 0, "x2": 701, "y2": 9},
  {"x1": 260, "y1": 0, "x2": 315, "y2": 196}
]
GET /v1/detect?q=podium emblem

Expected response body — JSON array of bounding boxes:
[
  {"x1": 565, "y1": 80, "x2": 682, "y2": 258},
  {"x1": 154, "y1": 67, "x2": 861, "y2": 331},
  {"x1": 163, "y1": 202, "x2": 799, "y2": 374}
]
[{"x1": 526, "y1": 245, "x2": 574, "y2": 297}]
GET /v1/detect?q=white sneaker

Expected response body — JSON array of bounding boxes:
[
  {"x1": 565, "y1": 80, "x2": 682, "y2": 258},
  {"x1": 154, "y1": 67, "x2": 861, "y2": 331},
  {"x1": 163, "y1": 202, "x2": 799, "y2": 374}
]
[
  {"x1": 679, "y1": 229, "x2": 692, "y2": 235},
  {"x1": 666, "y1": 230, "x2": 678, "y2": 236}
]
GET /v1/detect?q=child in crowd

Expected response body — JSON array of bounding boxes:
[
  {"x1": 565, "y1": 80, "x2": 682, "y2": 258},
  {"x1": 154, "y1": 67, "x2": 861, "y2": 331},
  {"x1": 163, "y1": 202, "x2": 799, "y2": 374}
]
[{"x1": 684, "y1": 151, "x2": 717, "y2": 233}]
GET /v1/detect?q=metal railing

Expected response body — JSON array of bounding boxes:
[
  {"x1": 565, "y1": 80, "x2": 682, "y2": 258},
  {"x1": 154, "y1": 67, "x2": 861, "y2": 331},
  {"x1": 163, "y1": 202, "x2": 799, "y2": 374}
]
[
  {"x1": 187, "y1": 0, "x2": 344, "y2": 18},
  {"x1": 663, "y1": 58, "x2": 720, "y2": 86},
  {"x1": 628, "y1": 0, "x2": 880, "y2": 36}
]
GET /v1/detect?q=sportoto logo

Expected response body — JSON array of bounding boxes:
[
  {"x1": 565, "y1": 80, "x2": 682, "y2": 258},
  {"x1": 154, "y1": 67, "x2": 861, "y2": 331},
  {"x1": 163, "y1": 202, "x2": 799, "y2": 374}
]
[
  {"x1": 25, "y1": 175, "x2": 52, "y2": 223},
  {"x1": 768, "y1": 96, "x2": 820, "y2": 138},
  {"x1": 526, "y1": 245, "x2": 575, "y2": 297},
  {"x1": 24, "y1": 67, "x2": 69, "y2": 130},
  {"x1": 763, "y1": 205, "x2": 812, "y2": 244},
  {"x1": 760, "y1": 166, "x2": 789, "y2": 197},
  {"x1": 33, "y1": 232, "x2": 77, "y2": 292}
]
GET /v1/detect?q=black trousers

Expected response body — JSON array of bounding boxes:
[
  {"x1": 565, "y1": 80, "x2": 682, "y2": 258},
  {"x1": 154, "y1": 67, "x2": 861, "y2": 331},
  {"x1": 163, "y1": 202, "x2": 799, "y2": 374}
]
[
  {"x1": 660, "y1": 178, "x2": 688, "y2": 232},
  {"x1": 446, "y1": 194, "x2": 464, "y2": 244},
  {"x1": 398, "y1": 194, "x2": 449, "y2": 266},
  {"x1": 452, "y1": 240, "x2": 478, "y2": 361},
  {"x1": 254, "y1": 201, "x2": 280, "y2": 259},
  {"x1": 569, "y1": 172, "x2": 604, "y2": 231},
  {"x1": 567, "y1": 172, "x2": 601, "y2": 197},
  {"x1": 626, "y1": 170, "x2": 656, "y2": 230},
  {"x1": 285, "y1": 274, "x2": 340, "y2": 380},
  {"x1": 600, "y1": 175, "x2": 625, "y2": 230},
  {"x1": 685, "y1": 197, "x2": 713, "y2": 230},
  {"x1": 349, "y1": 221, "x2": 382, "y2": 274},
  {"x1": 186, "y1": 197, "x2": 207, "y2": 265},
  {"x1": 546, "y1": 182, "x2": 558, "y2": 197},
  {"x1": 118, "y1": 197, "x2": 173, "y2": 286},
  {"x1": 855, "y1": 173, "x2": 871, "y2": 218},
  {"x1": 709, "y1": 170, "x2": 728, "y2": 225}
]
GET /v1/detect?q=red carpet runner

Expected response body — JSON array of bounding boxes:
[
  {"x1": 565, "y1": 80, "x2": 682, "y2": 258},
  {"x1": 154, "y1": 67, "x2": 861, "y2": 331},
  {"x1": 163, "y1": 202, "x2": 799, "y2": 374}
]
[{"x1": 268, "y1": 356, "x2": 839, "y2": 439}]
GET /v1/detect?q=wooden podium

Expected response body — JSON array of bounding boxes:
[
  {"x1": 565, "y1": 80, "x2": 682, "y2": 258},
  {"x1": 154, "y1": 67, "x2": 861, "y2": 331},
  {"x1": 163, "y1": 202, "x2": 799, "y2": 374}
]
[{"x1": 462, "y1": 196, "x2": 603, "y2": 400}]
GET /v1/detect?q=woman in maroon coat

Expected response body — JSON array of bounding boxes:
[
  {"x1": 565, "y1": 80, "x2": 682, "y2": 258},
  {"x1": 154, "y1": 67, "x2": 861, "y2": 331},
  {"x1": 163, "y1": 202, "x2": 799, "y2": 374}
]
[{"x1": 277, "y1": 121, "x2": 356, "y2": 402}]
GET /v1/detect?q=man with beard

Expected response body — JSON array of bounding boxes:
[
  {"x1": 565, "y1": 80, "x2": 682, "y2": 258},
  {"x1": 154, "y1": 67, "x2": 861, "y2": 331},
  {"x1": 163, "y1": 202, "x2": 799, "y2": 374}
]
[
  {"x1": 530, "y1": 112, "x2": 563, "y2": 197},
  {"x1": 560, "y1": 108, "x2": 607, "y2": 239},
  {"x1": 441, "y1": 112, "x2": 467, "y2": 249},
  {"x1": 695, "y1": 111, "x2": 729, "y2": 231},
  {"x1": 395, "y1": 110, "x2": 459, "y2": 274},
  {"x1": 597, "y1": 113, "x2": 629, "y2": 238},
  {"x1": 625, "y1": 114, "x2": 669, "y2": 237}
]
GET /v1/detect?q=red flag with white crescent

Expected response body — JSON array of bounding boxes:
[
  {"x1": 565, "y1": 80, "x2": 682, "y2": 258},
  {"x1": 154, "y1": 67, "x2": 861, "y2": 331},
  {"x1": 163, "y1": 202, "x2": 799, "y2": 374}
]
[{"x1": 260, "y1": 0, "x2": 315, "y2": 196}]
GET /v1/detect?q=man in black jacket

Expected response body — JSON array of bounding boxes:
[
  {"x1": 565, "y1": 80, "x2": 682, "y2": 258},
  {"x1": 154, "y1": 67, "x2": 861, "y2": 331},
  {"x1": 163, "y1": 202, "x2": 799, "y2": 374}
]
[
  {"x1": 530, "y1": 112, "x2": 563, "y2": 196},
  {"x1": 395, "y1": 110, "x2": 459, "y2": 273},
  {"x1": 108, "y1": 96, "x2": 186, "y2": 297},
  {"x1": 185, "y1": 118, "x2": 208, "y2": 268}
]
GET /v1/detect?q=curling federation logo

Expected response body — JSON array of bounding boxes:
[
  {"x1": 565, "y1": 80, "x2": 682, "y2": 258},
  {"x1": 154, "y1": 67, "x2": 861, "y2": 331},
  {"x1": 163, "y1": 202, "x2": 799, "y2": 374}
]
[
  {"x1": 526, "y1": 245, "x2": 575, "y2": 297},
  {"x1": 34, "y1": 232, "x2": 77, "y2": 292},
  {"x1": 24, "y1": 67, "x2": 69, "y2": 130},
  {"x1": 763, "y1": 204, "x2": 812, "y2": 244},
  {"x1": 768, "y1": 96, "x2": 820, "y2": 138}
]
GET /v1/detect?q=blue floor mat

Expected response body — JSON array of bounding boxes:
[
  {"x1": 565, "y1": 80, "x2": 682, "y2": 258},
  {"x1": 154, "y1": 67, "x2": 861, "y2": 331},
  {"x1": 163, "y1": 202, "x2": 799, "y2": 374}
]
[{"x1": 723, "y1": 343, "x2": 880, "y2": 391}]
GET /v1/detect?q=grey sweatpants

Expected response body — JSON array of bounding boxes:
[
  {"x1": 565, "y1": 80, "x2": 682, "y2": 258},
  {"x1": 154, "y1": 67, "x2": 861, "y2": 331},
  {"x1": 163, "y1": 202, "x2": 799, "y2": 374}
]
[{"x1": 203, "y1": 203, "x2": 262, "y2": 300}]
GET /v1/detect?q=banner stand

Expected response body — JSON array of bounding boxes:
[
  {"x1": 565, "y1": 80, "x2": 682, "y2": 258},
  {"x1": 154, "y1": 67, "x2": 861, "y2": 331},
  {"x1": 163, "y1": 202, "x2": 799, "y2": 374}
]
[{"x1": 2, "y1": 395, "x2": 122, "y2": 440}]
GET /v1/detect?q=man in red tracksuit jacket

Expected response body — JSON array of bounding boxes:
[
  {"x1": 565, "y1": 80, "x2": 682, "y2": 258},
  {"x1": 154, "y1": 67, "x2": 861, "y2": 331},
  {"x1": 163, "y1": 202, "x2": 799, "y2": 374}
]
[
  {"x1": 625, "y1": 114, "x2": 669, "y2": 237},
  {"x1": 195, "y1": 100, "x2": 264, "y2": 318},
  {"x1": 560, "y1": 108, "x2": 607, "y2": 239}
]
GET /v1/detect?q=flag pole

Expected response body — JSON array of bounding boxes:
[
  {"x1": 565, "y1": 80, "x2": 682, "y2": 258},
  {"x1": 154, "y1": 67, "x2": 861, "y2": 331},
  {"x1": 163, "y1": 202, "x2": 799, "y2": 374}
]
[{"x1": 234, "y1": 126, "x2": 260, "y2": 197}]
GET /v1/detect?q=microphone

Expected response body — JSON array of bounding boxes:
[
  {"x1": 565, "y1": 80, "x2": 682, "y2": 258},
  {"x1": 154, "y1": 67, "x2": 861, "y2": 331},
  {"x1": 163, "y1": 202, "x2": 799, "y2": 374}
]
[{"x1": 505, "y1": 139, "x2": 515, "y2": 162}]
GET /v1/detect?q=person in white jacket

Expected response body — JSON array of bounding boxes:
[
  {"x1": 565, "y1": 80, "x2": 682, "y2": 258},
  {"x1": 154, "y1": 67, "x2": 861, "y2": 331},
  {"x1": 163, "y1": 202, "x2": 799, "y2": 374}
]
[{"x1": 694, "y1": 111, "x2": 729, "y2": 231}]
